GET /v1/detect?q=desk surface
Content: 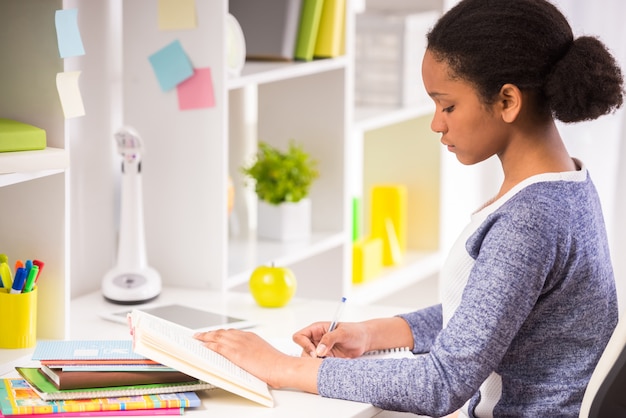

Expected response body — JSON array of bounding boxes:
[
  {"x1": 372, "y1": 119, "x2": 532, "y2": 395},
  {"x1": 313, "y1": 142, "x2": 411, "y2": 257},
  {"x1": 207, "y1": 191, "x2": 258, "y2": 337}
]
[{"x1": 60, "y1": 288, "x2": 417, "y2": 418}]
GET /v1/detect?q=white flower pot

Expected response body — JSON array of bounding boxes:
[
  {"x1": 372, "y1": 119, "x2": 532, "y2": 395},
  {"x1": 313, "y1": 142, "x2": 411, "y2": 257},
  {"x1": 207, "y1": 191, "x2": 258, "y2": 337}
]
[{"x1": 257, "y1": 198, "x2": 311, "y2": 241}]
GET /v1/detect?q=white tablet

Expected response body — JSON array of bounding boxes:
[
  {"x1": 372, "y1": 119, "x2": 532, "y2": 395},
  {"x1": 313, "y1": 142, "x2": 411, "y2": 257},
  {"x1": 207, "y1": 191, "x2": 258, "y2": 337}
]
[{"x1": 100, "y1": 303, "x2": 255, "y2": 332}]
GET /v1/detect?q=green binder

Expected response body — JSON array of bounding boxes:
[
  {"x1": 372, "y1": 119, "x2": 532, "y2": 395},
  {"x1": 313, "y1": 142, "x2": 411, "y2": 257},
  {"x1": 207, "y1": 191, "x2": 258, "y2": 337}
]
[
  {"x1": 295, "y1": 0, "x2": 325, "y2": 61},
  {"x1": 0, "y1": 118, "x2": 46, "y2": 152}
]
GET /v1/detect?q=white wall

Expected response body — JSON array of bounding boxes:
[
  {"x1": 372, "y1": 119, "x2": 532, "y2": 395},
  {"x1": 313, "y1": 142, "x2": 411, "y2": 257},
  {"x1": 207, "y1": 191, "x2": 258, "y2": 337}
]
[{"x1": 550, "y1": 0, "x2": 626, "y2": 313}]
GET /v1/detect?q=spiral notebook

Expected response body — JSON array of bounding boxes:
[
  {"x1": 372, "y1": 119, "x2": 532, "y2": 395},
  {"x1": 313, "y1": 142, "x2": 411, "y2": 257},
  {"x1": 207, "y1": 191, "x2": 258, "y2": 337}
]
[
  {"x1": 360, "y1": 347, "x2": 414, "y2": 359},
  {"x1": 271, "y1": 338, "x2": 414, "y2": 359}
]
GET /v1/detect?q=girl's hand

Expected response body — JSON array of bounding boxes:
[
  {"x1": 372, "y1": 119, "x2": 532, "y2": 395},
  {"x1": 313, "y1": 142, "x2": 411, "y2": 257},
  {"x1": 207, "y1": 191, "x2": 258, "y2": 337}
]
[
  {"x1": 292, "y1": 321, "x2": 370, "y2": 358},
  {"x1": 194, "y1": 329, "x2": 286, "y2": 388},
  {"x1": 194, "y1": 329, "x2": 322, "y2": 393}
]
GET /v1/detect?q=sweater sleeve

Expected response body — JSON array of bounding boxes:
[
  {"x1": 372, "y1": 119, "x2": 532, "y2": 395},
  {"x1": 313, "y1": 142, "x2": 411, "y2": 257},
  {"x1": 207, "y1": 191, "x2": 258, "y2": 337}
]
[
  {"x1": 397, "y1": 304, "x2": 443, "y2": 353},
  {"x1": 317, "y1": 191, "x2": 565, "y2": 416}
]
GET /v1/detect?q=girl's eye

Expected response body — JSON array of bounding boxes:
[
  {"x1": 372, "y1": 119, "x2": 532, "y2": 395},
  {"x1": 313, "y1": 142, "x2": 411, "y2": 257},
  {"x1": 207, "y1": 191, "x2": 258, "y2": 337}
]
[{"x1": 442, "y1": 105, "x2": 455, "y2": 113}]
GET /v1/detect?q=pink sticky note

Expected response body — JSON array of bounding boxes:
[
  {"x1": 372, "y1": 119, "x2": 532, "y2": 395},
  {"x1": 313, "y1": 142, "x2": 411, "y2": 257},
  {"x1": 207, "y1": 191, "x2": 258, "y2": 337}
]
[{"x1": 177, "y1": 67, "x2": 215, "y2": 110}]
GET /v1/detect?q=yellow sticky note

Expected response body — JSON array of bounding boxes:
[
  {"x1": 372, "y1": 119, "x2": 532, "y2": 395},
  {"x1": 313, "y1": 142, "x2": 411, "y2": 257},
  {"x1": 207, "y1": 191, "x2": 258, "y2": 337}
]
[
  {"x1": 56, "y1": 71, "x2": 85, "y2": 119},
  {"x1": 158, "y1": 0, "x2": 197, "y2": 30}
]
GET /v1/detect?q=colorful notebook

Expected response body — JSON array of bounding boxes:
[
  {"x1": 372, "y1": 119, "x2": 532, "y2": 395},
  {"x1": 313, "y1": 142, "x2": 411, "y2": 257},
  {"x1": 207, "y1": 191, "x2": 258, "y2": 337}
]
[
  {"x1": 38, "y1": 365, "x2": 196, "y2": 391},
  {"x1": 0, "y1": 377, "x2": 200, "y2": 416},
  {"x1": 0, "y1": 119, "x2": 46, "y2": 153},
  {"x1": 0, "y1": 407, "x2": 184, "y2": 417},
  {"x1": 32, "y1": 340, "x2": 146, "y2": 362},
  {"x1": 15, "y1": 368, "x2": 213, "y2": 402}
]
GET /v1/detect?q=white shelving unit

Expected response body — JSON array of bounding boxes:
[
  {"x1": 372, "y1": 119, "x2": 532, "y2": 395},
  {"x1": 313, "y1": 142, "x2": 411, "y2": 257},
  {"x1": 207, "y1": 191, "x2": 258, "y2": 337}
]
[
  {"x1": 122, "y1": 0, "x2": 354, "y2": 302},
  {"x1": 1, "y1": 0, "x2": 454, "y2": 373},
  {"x1": 0, "y1": 0, "x2": 70, "y2": 365},
  {"x1": 120, "y1": 0, "x2": 451, "y2": 306}
]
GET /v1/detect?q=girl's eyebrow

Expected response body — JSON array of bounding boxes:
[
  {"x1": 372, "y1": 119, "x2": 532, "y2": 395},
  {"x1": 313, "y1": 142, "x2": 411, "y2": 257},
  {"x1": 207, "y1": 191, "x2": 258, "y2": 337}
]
[{"x1": 428, "y1": 91, "x2": 449, "y2": 99}]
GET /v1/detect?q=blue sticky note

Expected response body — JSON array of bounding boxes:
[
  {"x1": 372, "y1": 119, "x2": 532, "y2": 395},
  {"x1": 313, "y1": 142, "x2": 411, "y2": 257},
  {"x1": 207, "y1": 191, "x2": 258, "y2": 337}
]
[
  {"x1": 148, "y1": 40, "x2": 194, "y2": 92},
  {"x1": 55, "y1": 9, "x2": 85, "y2": 58}
]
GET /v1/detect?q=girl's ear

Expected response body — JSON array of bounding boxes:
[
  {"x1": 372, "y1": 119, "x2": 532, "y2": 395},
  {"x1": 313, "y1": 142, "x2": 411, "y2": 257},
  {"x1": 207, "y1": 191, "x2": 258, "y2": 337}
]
[{"x1": 498, "y1": 83, "x2": 523, "y2": 123}]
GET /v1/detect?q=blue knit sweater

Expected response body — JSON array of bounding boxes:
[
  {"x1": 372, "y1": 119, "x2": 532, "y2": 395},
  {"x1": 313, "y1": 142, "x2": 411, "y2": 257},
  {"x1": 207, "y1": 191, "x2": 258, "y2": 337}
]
[{"x1": 318, "y1": 165, "x2": 618, "y2": 417}]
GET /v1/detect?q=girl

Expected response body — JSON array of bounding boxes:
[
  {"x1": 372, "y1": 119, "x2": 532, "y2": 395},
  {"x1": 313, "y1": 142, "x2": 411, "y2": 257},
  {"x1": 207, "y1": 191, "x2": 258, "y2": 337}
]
[{"x1": 195, "y1": 0, "x2": 624, "y2": 416}]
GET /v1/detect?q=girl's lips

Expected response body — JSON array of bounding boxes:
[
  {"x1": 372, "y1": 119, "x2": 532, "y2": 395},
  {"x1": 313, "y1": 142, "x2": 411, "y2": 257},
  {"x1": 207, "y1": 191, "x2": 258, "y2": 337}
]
[{"x1": 442, "y1": 141, "x2": 455, "y2": 152}]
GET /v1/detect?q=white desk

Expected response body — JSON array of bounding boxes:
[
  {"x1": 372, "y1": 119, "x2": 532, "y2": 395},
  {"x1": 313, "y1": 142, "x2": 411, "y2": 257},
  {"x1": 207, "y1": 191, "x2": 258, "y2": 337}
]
[{"x1": 65, "y1": 287, "x2": 421, "y2": 418}]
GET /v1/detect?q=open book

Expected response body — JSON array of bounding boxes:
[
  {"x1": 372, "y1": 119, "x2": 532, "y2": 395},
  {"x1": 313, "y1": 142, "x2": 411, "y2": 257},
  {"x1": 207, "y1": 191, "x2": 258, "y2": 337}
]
[{"x1": 128, "y1": 309, "x2": 273, "y2": 407}]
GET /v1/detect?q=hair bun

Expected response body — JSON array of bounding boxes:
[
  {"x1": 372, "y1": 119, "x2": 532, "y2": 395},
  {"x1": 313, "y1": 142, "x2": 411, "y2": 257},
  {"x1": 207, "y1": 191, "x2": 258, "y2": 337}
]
[{"x1": 546, "y1": 36, "x2": 624, "y2": 122}]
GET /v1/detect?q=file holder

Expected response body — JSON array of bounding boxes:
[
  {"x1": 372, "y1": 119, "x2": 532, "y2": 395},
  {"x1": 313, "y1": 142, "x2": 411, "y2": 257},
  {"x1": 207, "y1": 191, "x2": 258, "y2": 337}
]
[{"x1": 0, "y1": 287, "x2": 37, "y2": 348}]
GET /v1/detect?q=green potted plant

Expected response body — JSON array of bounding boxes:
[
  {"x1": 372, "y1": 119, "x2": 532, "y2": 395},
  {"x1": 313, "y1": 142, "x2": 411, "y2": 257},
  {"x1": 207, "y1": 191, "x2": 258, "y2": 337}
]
[{"x1": 241, "y1": 140, "x2": 319, "y2": 241}]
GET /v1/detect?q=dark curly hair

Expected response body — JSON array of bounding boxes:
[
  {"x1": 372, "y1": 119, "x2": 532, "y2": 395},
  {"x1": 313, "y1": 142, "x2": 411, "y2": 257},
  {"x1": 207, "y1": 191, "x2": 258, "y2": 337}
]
[{"x1": 427, "y1": 0, "x2": 624, "y2": 123}]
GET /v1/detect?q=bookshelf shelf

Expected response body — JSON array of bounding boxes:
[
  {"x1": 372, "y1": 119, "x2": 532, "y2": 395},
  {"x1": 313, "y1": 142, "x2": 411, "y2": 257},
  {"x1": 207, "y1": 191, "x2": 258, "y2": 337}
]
[
  {"x1": 227, "y1": 231, "x2": 345, "y2": 289},
  {"x1": 0, "y1": 147, "x2": 69, "y2": 176},
  {"x1": 351, "y1": 250, "x2": 442, "y2": 304},
  {"x1": 228, "y1": 56, "x2": 349, "y2": 90},
  {"x1": 354, "y1": 103, "x2": 435, "y2": 132}
]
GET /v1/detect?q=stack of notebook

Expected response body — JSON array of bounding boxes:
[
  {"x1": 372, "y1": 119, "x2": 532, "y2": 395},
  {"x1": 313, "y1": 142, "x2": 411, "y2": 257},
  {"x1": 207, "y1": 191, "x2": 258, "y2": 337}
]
[{"x1": 0, "y1": 340, "x2": 214, "y2": 416}]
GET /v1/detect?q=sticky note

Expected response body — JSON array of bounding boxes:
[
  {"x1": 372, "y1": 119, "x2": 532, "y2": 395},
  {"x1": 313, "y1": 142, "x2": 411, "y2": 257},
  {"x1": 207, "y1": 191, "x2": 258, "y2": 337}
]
[
  {"x1": 158, "y1": 0, "x2": 197, "y2": 30},
  {"x1": 177, "y1": 68, "x2": 215, "y2": 110},
  {"x1": 55, "y1": 9, "x2": 85, "y2": 58},
  {"x1": 148, "y1": 40, "x2": 194, "y2": 92},
  {"x1": 56, "y1": 71, "x2": 85, "y2": 119}
]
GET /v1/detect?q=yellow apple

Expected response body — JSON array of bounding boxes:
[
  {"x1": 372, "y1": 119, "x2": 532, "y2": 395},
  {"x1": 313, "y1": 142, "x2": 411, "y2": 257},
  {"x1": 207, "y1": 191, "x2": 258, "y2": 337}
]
[{"x1": 249, "y1": 264, "x2": 297, "y2": 308}]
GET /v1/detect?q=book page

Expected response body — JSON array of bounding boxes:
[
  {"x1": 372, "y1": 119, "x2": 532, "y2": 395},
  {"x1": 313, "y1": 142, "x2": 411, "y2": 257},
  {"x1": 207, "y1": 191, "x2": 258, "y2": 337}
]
[{"x1": 130, "y1": 309, "x2": 273, "y2": 407}]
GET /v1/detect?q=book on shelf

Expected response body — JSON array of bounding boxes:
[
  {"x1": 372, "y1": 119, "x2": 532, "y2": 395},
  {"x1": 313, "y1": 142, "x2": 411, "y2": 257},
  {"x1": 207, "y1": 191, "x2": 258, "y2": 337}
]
[
  {"x1": 38, "y1": 364, "x2": 197, "y2": 391},
  {"x1": 229, "y1": 0, "x2": 303, "y2": 61},
  {"x1": 15, "y1": 368, "x2": 214, "y2": 402},
  {"x1": 314, "y1": 0, "x2": 345, "y2": 58},
  {"x1": 294, "y1": 0, "x2": 325, "y2": 61},
  {"x1": 0, "y1": 377, "x2": 200, "y2": 416},
  {"x1": 128, "y1": 309, "x2": 274, "y2": 407},
  {"x1": 0, "y1": 119, "x2": 46, "y2": 153}
]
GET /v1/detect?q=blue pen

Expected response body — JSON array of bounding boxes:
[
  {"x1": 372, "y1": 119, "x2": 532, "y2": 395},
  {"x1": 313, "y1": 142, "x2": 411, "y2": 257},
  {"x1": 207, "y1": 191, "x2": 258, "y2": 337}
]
[
  {"x1": 10, "y1": 267, "x2": 26, "y2": 294},
  {"x1": 328, "y1": 297, "x2": 347, "y2": 333}
]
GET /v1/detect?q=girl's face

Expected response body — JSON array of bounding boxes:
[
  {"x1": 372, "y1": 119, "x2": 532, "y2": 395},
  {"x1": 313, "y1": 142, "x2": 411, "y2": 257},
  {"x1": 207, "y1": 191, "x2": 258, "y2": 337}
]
[{"x1": 421, "y1": 50, "x2": 511, "y2": 165}]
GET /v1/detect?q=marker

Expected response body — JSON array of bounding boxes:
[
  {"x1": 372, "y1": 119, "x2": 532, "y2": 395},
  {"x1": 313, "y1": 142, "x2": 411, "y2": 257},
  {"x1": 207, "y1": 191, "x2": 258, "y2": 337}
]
[
  {"x1": 24, "y1": 259, "x2": 33, "y2": 279},
  {"x1": 328, "y1": 297, "x2": 347, "y2": 333},
  {"x1": 33, "y1": 259, "x2": 45, "y2": 283},
  {"x1": 23, "y1": 265, "x2": 39, "y2": 293},
  {"x1": 14, "y1": 259, "x2": 23, "y2": 272},
  {"x1": 10, "y1": 267, "x2": 26, "y2": 294},
  {"x1": 0, "y1": 254, "x2": 12, "y2": 289}
]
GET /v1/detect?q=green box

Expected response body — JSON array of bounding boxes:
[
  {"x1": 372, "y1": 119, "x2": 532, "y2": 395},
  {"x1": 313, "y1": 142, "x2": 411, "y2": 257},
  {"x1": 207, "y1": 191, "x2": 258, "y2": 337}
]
[{"x1": 0, "y1": 119, "x2": 46, "y2": 152}]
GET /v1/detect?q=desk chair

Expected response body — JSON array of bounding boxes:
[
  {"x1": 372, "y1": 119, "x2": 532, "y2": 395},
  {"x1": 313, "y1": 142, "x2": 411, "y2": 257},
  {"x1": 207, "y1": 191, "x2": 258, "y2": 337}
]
[{"x1": 579, "y1": 315, "x2": 626, "y2": 417}]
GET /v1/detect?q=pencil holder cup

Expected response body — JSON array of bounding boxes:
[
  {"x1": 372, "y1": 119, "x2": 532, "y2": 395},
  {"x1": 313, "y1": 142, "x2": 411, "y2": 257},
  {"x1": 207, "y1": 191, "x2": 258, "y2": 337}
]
[{"x1": 0, "y1": 287, "x2": 37, "y2": 349}]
